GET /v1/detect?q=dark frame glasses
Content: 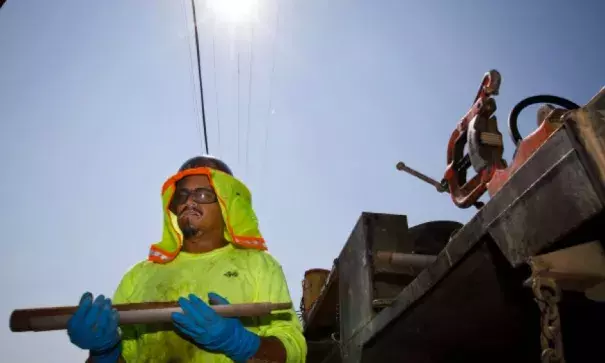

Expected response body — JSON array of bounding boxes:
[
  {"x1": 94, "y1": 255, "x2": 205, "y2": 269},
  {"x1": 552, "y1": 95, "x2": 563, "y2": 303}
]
[{"x1": 171, "y1": 187, "x2": 218, "y2": 207}]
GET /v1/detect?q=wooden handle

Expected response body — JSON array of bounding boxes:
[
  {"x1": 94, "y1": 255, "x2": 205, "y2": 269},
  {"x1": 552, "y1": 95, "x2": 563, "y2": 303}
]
[{"x1": 10, "y1": 301, "x2": 292, "y2": 332}]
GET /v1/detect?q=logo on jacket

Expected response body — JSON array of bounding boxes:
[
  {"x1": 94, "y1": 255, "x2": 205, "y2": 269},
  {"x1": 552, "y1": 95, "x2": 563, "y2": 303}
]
[{"x1": 224, "y1": 271, "x2": 239, "y2": 278}]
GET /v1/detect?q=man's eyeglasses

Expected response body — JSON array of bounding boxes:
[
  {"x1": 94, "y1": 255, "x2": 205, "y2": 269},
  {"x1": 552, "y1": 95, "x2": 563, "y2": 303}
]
[{"x1": 172, "y1": 187, "x2": 218, "y2": 206}]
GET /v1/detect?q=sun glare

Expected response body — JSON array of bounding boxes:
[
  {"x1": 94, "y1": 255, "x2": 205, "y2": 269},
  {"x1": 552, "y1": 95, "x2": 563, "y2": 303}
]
[{"x1": 206, "y1": 0, "x2": 258, "y2": 24}]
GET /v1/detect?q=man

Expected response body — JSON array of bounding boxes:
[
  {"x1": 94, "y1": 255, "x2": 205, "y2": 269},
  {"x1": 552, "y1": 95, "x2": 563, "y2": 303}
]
[{"x1": 66, "y1": 156, "x2": 307, "y2": 362}]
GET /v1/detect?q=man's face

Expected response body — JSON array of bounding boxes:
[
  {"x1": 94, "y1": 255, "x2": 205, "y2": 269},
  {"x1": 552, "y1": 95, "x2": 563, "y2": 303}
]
[{"x1": 171, "y1": 175, "x2": 224, "y2": 239}]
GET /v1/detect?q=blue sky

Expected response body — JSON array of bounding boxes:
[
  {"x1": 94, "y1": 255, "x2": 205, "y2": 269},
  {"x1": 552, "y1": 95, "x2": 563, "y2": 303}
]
[{"x1": 1, "y1": 0, "x2": 603, "y2": 361}]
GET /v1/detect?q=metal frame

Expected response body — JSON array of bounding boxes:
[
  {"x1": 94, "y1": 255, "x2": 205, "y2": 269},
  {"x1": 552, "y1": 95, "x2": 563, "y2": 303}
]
[{"x1": 305, "y1": 88, "x2": 605, "y2": 362}]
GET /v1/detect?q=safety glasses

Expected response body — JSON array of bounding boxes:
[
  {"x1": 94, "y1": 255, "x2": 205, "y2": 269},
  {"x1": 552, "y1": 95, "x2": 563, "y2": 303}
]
[{"x1": 171, "y1": 187, "x2": 218, "y2": 206}]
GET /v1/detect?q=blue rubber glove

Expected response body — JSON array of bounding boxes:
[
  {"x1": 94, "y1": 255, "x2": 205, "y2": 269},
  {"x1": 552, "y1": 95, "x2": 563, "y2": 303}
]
[
  {"x1": 66, "y1": 292, "x2": 122, "y2": 363},
  {"x1": 171, "y1": 293, "x2": 261, "y2": 363}
]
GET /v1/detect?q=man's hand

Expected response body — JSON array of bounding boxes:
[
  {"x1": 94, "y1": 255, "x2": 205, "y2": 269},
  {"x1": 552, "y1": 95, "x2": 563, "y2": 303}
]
[
  {"x1": 171, "y1": 293, "x2": 261, "y2": 362},
  {"x1": 67, "y1": 292, "x2": 122, "y2": 363}
]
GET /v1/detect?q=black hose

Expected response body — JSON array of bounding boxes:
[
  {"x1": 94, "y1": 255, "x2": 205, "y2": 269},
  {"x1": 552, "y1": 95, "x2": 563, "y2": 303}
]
[{"x1": 508, "y1": 95, "x2": 580, "y2": 146}]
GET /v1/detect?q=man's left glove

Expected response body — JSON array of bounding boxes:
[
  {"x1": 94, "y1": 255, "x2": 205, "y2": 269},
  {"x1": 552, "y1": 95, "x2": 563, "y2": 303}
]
[
  {"x1": 171, "y1": 293, "x2": 261, "y2": 363},
  {"x1": 67, "y1": 292, "x2": 122, "y2": 363}
]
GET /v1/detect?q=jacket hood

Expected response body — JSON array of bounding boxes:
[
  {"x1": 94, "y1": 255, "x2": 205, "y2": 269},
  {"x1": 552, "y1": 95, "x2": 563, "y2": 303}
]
[{"x1": 148, "y1": 167, "x2": 267, "y2": 263}]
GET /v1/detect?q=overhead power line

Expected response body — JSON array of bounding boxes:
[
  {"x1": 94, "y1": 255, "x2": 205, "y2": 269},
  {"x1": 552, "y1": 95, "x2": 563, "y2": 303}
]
[
  {"x1": 190, "y1": 0, "x2": 210, "y2": 154},
  {"x1": 180, "y1": 0, "x2": 204, "y2": 152}
]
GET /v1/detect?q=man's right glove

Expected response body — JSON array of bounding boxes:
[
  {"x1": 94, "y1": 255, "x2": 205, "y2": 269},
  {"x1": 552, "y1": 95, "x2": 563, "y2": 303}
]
[
  {"x1": 67, "y1": 292, "x2": 122, "y2": 363},
  {"x1": 171, "y1": 293, "x2": 261, "y2": 363}
]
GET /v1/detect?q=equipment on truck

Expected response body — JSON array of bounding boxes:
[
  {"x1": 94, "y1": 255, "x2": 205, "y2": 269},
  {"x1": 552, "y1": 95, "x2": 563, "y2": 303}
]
[
  {"x1": 302, "y1": 71, "x2": 605, "y2": 363},
  {"x1": 396, "y1": 69, "x2": 582, "y2": 209}
]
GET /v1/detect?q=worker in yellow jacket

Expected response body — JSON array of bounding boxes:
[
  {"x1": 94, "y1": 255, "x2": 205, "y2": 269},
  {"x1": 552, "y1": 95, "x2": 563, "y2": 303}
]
[{"x1": 65, "y1": 156, "x2": 307, "y2": 363}]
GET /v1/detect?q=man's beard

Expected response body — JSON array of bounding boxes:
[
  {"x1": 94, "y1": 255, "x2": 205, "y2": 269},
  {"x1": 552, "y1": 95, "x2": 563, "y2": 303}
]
[
  {"x1": 179, "y1": 207, "x2": 202, "y2": 239},
  {"x1": 180, "y1": 221, "x2": 199, "y2": 239},
  {"x1": 181, "y1": 226, "x2": 198, "y2": 239}
]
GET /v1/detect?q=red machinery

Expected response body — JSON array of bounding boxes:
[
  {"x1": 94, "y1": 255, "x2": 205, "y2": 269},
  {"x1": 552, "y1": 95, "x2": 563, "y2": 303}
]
[{"x1": 397, "y1": 69, "x2": 581, "y2": 209}]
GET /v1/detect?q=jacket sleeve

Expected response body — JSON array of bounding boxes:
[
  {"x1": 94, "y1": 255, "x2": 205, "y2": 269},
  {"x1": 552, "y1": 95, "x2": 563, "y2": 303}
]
[
  {"x1": 254, "y1": 253, "x2": 307, "y2": 363},
  {"x1": 112, "y1": 262, "x2": 145, "y2": 362}
]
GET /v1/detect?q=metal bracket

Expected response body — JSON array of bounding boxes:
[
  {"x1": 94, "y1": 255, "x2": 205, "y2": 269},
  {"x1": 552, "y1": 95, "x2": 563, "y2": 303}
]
[{"x1": 524, "y1": 241, "x2": 605, "y2": 302}]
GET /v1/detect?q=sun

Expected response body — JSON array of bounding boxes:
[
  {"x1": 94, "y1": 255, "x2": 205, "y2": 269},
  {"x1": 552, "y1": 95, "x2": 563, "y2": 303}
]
[{"x1": 206, "y1": 0, "x2": 259, "y2": 24}]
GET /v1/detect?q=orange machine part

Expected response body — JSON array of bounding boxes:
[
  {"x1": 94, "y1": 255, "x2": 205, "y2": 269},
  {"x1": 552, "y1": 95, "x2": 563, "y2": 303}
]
[
  {"x1": 444, "y1": 104, "x2": 496, "y2": 209},
  {"x1": 487, "y1": 120, "x2": 561, "y2": 196},
  {"x1": 444, "y1": 70, "x2": 501, "y2": 209}
]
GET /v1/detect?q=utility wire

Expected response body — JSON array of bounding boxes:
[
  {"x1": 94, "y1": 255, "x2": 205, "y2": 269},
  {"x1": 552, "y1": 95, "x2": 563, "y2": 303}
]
[
  {"x1": 180, "y1": 0, "x2": 203, "y2": 151},
  {"x1": 190, "y1": 0, "x2": 210, "y2": 154}
]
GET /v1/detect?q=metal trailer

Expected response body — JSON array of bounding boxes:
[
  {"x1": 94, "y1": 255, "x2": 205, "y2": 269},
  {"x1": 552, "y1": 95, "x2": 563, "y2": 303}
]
[{"x1": 302, "y1": 88, "x2": 605, "y2": 363}]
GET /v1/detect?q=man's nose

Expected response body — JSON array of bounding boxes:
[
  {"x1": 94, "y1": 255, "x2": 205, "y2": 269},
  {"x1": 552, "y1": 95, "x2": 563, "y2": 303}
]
[{"x1": 184, "y1": 196, "x2": 198, "y2": 207}]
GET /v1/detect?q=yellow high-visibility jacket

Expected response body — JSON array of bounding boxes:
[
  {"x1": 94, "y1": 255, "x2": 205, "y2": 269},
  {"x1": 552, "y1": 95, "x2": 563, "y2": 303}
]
[{"x1": 112, "y1": 167, "x2": 307, "y2": 362}]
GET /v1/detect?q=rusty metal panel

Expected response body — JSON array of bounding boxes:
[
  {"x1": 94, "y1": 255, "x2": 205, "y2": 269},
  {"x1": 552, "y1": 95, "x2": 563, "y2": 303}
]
[
  {"x1": 360, "y1": 238, "x2": 605, "y2": 363},
  {"x1": 338, "y1": 213, "x2": 375, "y2": 363},
  {"x1": 367, "y1": 213, "x2": 410, "y2": 302},
  {"x1": 350, "y1": 125, "x2": 605, "y2": 362},
  {"x1": 565, "y1": 88, "x2": 605, "y2": 203},
  {"x1": 308, "y1": 214, "x2": 459, "y2": 362},
  {"x1": 361, "y1": 240, "x2": 540, "y2": 362},
  {"x1": 486, "y1": 128, "x2": 603, "y2": 265},
  {"x1": 372, "y1": 220, "x2": 462, "y2": 302}
]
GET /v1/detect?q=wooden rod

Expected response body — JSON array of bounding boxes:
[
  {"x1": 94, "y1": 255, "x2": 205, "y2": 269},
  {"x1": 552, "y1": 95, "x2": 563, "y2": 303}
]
[{"x1": 9, "y1": 301, "x2": 292, "y2": 332}]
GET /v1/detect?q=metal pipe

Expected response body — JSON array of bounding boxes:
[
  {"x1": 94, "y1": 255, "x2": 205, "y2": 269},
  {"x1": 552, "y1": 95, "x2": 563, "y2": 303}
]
[
  {"x1": 10, "y1": 301, "x2": 292, "y2": 333},
  {"x1": 375, "y1": 251, "x2": 437, "y2": 271},
  {"x1": 396, "y1": 161, "x2": 447, "y2": 193}
]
